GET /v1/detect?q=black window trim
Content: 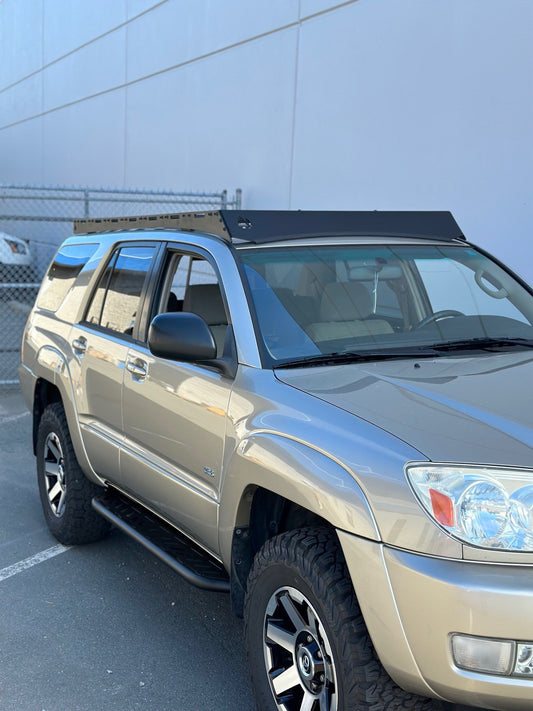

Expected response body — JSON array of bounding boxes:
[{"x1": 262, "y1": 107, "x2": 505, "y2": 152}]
[{"x1": 87, "y1": 249, "x2": 118, "y2": 329}]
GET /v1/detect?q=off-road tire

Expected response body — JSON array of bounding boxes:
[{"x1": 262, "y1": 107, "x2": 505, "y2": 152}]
[
  {"x1": 244, "y1": 527, "x2": 444, "y2": 711},
  {"x1": 36, "y1": 403, "x2": 111, "y2": 545}
]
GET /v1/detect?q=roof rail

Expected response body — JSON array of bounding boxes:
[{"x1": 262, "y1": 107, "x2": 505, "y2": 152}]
[{"x1": 74, "y1": 210, "x2": 465, "y2": 244}]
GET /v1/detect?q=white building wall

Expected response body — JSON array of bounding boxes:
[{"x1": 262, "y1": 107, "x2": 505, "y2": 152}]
[{"x1": 0, "y1": 0, "x2": 532, "y2": 280}]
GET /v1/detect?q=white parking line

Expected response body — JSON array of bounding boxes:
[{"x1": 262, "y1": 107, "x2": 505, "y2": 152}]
[
  {"x1": 0, "y1": 411, "x2": 30, "y2": 424},
  {"x1": 0, "y1": 544, "x2": 70, "y2": 582}
]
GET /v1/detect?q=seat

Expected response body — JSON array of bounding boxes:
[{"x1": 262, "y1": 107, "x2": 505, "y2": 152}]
[
  {"x1": 166, "y1": 291, "x2": 182, "y2": 312},
  {"x1": 272, "y1": 288, "x2": 319, "y2": 328},
  {"x1": 182, "y1": 283, "x2": 227, "y2": 356},
  {"x1": 306, "y1": 282, "x2": 393, "y2": 343}
]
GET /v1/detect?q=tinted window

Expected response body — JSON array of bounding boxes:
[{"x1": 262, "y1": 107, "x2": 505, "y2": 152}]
[
  {"x1": 86, "y1": 245, "x2": 156, "y2": 335},
  {"x1": 37, "y1": 243, "x2": 98, "y2": 312}
]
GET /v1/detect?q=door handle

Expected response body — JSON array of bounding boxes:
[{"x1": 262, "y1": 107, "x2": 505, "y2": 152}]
[
  {"x1": 72, "y1": 337, "x2": 87, "y2": 355},
  {"x1": 126, "y1": 360, "x2": 147, "y2": 379}
]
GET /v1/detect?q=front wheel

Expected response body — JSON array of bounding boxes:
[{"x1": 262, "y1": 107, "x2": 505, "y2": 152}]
[
  {"x1": 36, "y1": 403, "x2": 111, "y2": 545},
  {"x1": 244, "y1": 528, "x2": 442, "y2": 711}
]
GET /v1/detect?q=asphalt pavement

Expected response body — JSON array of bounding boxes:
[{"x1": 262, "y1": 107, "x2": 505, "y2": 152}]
[
  {"x1": 0, "y1": 388, "x2": 255, "y2": 711},
  {"x1": 0, "y1": 388, "x2": 487, "y2": 711}
]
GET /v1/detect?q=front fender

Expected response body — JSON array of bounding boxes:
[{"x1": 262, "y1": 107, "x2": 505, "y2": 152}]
[{"x1": 218, "y1": 431, "x2": 379, "y2": 567}]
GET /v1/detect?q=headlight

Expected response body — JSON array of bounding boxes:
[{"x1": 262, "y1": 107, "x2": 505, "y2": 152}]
[
  {"x1": 5, "y1": 238, "x2": 26, "y2": 254},
  {"x1": 406, "y1": 464, "x2": 533, "y2": 551}
]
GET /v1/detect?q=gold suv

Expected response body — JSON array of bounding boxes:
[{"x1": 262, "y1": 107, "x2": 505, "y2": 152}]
[{"x1": 19, "y1": 211, "x2": 533, "y2": 711}]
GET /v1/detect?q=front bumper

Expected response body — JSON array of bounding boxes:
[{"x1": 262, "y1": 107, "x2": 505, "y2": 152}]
[{"x1": 338, "y1": 530, "x2": 533, "y2": 710}]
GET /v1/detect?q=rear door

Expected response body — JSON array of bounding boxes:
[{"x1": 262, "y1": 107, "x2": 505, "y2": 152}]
[{"x1": 72, "y1": 242, "x2": 159, "y2": 482}]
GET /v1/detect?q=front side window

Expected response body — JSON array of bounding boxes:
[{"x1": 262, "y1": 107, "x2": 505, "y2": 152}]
[
  {"x1": 238, "y1": 243, "x2": 533, "y2": 365},
  {"x1": 157, "y1": 252, "x2": 228, "y2": 356},
  {"x1": 85, "y1": 245, "x2": 156, "y2": 336}
]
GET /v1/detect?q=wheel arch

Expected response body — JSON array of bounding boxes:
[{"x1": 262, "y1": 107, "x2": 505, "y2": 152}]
[
  {"x1": 32, "y1": 377, "x2": 62, "y2": 454},
  {"x1": 32, "y1": 346, "x2": 103, "y2": 486},
  {"x1": 36, "y1": 400, "x2": 112, "y2": 545},
  {"x1": 220, "y1": 432, "x2": 380, "y2": 616}
]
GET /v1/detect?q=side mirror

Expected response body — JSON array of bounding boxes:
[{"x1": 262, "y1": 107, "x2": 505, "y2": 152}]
[{"x1": 148, "y1": 312, "x2": 217, "y2": 362}]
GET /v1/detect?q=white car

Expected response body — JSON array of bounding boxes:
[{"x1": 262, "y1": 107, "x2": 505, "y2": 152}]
[
  {"x1": 0, "y1": 231, "x2": 36, "y2": 306},
  {"x1": 0, "y1": 231, "x2": 34, "y2": 283}
]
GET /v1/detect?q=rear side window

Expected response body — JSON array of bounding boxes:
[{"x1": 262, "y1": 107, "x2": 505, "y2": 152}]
[
  {"x1": 37, "y1": 243, "x2": 98, "y2": 312},
  {"x1": 85, "y1": 245, "x2": 156, "y2": 336}
]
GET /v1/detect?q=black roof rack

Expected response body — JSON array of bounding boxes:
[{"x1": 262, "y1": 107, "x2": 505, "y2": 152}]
[
  {"x1": 73, "y1": 210, "x2": 465, "y2": 243},
  {"x1": 73, "y1": 211, "x2": 230, "y2": 239}
]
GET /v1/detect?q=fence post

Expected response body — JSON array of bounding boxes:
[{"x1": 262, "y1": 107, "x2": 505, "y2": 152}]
[{"x1": 84, "y1": 190, "x2": 90, "y2": 218}]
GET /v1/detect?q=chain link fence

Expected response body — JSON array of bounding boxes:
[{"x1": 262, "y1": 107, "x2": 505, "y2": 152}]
[{"x1": 0, "y1": 184, "x2": 242, "y2": 386}]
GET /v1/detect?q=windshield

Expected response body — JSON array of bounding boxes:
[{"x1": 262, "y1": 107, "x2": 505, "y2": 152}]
[{"x1": 238, "y1": 243, "x2": 533, "y2": 366}]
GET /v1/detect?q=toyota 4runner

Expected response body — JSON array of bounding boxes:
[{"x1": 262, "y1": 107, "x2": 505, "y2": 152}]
[{"x1": 19, "y1": 210, "x2": 533, "y2": 711}]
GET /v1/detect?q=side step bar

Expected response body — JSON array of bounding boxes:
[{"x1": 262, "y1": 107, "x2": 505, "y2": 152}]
[{"x1": 92, "y1": 490, "x2": 230, "y2": 593}]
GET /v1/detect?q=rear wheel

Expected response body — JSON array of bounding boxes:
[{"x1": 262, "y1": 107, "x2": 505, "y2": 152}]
[
  {"x1": 37, "y1": 403, "x2": 111, "y2": 545},
  {"x1": 244, "y1": 528, "x2": 443, "y2": 711}
]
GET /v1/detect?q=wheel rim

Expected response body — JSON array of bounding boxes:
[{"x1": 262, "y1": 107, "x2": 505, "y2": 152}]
[
  {"x1": 263, "y1": 586, "x2": 338, "y2": 711},
  {"x1": 43, "y1": 432, "x2": 67, "y2": 517}
]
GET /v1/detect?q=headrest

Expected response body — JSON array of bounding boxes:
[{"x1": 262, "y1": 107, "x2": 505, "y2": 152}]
[
  {"x1": 183, "y1": 284, "x2": 226, "y2": 325},
  {"x1": 348, "y1": 264, "x2": 403, "y2": 280},
  {"x1": 319, "y1": 282, "x2": 372, "y2": 321}
]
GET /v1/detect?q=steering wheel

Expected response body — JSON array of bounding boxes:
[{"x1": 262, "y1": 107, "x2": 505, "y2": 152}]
[{"x1": 414, "y1": 309, "x2": 465, "y2": 330}]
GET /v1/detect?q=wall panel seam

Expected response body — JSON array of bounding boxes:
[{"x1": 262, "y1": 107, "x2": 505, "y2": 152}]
[
  {"x1": 123, "y1": 3, "x2": 129, "y2": 189},
  {"x1": 288, "y1": 0, "x2": 302, "y2": 210},
  {"x1": 0, "y1": 0, "x2": 169, "y2": 95},
  {"x1": 0, "y1": 0, "x2": 360, "y2": 108}
]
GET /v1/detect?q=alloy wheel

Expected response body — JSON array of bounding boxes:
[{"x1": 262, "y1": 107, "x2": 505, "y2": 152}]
[
  {"x1": 43, "y1": 432, "x2": 67, "y2": 517},
  {"x1": 263, "y1": 586, "x2": 338, "y2": 711}
]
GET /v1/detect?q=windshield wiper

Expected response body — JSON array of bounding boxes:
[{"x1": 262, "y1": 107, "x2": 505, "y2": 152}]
[
  {"x1": 430, "y1": 337, "x2": 533, "y2": 353},
  {"x1": 275, "y1": 352, "x2": 368, "y2": 369},
  {"x1": 274, "y1": 347, "x2": 441, "y2": 369},
  {"x1": 274, "y1": 338, "x2": 533, "y2": 369}
]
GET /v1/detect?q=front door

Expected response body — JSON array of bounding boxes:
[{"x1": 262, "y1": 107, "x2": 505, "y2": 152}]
[{"x1": 121, "y1": 250, "x2": 233, "y2": 555}]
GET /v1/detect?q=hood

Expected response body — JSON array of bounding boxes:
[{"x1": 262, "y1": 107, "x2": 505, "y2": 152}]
[{"x1": 275, "y1": 351, "x2": 533, "y2": 467}]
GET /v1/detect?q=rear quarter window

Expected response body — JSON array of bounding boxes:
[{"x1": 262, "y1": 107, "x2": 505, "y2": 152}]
[{"x1": 37, "y1": 243, "x2": 98, "y2": 312}]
